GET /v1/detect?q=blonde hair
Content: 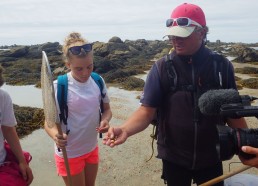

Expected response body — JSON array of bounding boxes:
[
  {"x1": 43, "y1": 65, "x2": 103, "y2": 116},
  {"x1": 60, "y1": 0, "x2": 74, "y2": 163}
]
[
  {"x1": 62, "y1": 32, "x2": 92, "y2": 62},
  {"x1": 0, "y1": 65, "x2": 5, "y2": 87}
]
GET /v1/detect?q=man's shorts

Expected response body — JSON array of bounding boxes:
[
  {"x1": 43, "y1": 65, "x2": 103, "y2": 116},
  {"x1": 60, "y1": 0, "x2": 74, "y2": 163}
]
[{"x1": 55, "y1": 146, "x2": 99, "y2": 176}]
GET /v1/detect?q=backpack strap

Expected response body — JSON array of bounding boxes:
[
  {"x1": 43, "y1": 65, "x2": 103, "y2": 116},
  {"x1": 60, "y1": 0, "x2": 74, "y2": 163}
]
[
  {"x1": 211, "y1": 52, "x2": 227, "y2": 89},
  {"x1": 91, "y1": 72, "x2": 106, "y2": 138},
  {"x1": 91, "y1": 72, "x2": 106, "y2": 113},
  {"x1": 57, "y1": 74, "x2": 69, "y2": 134},
  {"x1": 203, "y1": 51, "x2": 233, "y2": 93},
  {"x1": 164, "y1": 54, "x2": 177, "y2": 92},
  {"x1": 164, "y1": 54, "x2": 196, "y2": 93}
]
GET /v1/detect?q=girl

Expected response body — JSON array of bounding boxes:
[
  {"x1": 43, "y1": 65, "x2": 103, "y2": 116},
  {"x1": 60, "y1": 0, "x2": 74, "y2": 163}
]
[{"x1": 45, "y1": 32, "x2": 112, "y2": 186}]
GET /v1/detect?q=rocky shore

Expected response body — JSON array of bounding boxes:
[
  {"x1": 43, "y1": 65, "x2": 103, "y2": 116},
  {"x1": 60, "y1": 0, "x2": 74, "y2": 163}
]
[
  {"x1": 1, "y1": 37, "x2": 258, "y2": 185},
  {"x1": 1, "y1": 37, "x2": 257, "y2": 88},
  {"x1": 0, "y1": 37, "x2": 258, "y2": 139}
]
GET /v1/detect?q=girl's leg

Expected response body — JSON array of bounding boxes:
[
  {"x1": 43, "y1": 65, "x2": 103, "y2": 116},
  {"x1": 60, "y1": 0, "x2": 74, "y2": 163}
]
[
  {"x1": 62, "y1": 170, "x2": 85, "y2": 186},
  {"x1": 84, "y1": 163, "x2": 98, "y2": 186}
]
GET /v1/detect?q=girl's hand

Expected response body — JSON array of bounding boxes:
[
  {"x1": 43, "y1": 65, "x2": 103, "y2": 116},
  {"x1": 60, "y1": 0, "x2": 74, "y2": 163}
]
[
  {"x1": 96, "y1": 119, "x2": 110, "y2": 133},
  {"x1": 54, "y1": 133, "x2": 67, "y2": 148}
]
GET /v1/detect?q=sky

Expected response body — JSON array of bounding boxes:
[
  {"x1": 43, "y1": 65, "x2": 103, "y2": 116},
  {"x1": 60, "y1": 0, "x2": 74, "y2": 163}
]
[{"x1": 0, "y1": 0, "x2": 257, "y2": 46}]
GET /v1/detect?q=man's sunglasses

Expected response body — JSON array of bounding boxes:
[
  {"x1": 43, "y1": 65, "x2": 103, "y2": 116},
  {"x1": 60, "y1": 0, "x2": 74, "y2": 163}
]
[
  {"x1": 68, "y1": 43, "x2": 93, "y2": 55},
  {"x1": 166, "y1": 17, "x2": 202, "y2": 28}
]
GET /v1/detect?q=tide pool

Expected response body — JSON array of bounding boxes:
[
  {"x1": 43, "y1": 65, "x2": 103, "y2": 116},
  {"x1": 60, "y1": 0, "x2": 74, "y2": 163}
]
[
  {"x1": 1, "y1": 83, "x2": 143, "y2": 109},
  {"x1": 2, "y1": 84, "x2": 43, "y2": 108}
]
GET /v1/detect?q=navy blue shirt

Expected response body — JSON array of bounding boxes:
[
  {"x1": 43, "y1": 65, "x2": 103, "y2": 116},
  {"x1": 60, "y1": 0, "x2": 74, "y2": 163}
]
[{"x1": 140, "y1": 45, "x2": 237, "y2": 169}]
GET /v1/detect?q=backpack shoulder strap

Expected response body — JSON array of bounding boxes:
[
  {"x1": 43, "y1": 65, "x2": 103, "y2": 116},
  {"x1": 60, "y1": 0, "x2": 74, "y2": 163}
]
[
  {"x1": 155, "y1": 52, "x2": 177, "y2": 94},
  {"x1": 164, "y1": 54, "x2": 177, "y2": 92},
  {"x1": 91, "y1": 72, "x2": 105, "y2": 98},
  {"x1": 57, "y1": 74, "x2": 68, "y2": 126},
  {"x1": 91, "y1": 72, "x2": 106, "y2": 114},
  {"x1": 211, "y1": 52, "x2": 222, "y2": 88},
  {"x1": 210, "y1": 52, "x2": 230, "y2": 88},
  {"x1": 91, "y1": 72, "x2": 106, "y2": 138}
]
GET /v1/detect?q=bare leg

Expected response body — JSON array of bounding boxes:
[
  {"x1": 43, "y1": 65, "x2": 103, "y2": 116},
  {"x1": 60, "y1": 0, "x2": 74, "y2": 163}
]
[
  {"x1": 62, "y1": 170, "x2": 85, "y2": 186},
  {"x1": 84, "y1": 163, "x2": 98, "y2": 186}
]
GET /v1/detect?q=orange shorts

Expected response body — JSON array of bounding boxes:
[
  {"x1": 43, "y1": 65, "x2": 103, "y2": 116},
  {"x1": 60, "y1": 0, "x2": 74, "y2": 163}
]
[{"x1": 55, "y1": 146, "x2": 99, "y2": 176}]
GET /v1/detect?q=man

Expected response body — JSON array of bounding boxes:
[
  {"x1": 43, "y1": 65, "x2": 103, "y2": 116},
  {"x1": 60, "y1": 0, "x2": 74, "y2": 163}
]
[{"x1": 103, "y1": 3, "x2": 247, "y2": 186}]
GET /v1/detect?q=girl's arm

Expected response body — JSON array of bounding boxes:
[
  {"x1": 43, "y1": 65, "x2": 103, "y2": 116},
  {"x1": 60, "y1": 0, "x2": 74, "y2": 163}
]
[
  {"x1": 97, "y1": 102, "x2": 112, "y2": 133},
  {"x1": 2, "y1": 125, "x2": 33, "y2": 185}
]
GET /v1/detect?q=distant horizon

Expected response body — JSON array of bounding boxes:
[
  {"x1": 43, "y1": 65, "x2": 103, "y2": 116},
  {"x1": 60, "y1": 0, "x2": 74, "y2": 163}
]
[{"x1": 0, "y1": 36, "x2": 258, "y2": 47}]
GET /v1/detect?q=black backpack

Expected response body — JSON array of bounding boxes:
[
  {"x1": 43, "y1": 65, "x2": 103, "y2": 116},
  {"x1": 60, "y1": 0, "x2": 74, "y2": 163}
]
[{"x1": 146, "y1": 51, "x2": 229, "y2": 161}]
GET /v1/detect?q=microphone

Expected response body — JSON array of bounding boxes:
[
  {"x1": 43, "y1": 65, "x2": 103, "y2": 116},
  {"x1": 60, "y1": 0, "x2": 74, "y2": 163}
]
[{"x1": 198, "y1": 89, "x2": 258, "y2": 116}]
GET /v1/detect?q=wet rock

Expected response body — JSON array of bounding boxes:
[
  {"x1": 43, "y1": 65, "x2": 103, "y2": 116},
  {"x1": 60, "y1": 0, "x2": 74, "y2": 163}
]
[
  {"x1": 108, "y1": 36, "x2": 123, "y2": 43},
  {"x1": 234, "y1": 47, "x2": 258, "y2": 62},
  {"x1": 228, "y1": 44, "x2": 258, "y2": 63},
  {"x1": 1, "y1": 39, "x2": 257, "y2": 90},
  {"x1": 13, "y1": 105, "x2": 44, "y2": 138}
]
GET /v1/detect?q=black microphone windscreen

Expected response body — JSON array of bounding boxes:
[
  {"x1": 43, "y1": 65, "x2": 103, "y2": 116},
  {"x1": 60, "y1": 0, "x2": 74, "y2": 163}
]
[{"x1": 198, "y1": 89, "x2": 241, "y2": 115}]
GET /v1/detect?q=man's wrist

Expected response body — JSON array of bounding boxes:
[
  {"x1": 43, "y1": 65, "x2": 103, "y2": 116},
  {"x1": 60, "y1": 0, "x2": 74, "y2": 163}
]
[{"x1": 102, "y1": 118, "x2": 110, "y2": 123}]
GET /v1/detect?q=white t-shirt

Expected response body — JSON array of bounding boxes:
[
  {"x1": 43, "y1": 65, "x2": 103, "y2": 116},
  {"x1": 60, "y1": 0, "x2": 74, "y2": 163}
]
[
  {"x1": 54, "y1": 72, "x2": 110, "y2": 158},
  {"x1": 0, "y1": 89, "x2": 17, "y2": 163}
]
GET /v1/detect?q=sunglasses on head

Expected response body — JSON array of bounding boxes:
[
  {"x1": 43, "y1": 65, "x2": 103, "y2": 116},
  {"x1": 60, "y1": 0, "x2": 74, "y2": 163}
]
[
  {"x1": 68, "y1": 43, "x2": 92, "y2": 55},
  {"x1": 166, "y1": 17, "x2": 202, "y2": 28}
]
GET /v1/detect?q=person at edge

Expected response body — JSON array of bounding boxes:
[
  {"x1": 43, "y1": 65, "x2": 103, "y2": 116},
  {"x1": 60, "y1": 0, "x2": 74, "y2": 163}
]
[
  {"x1": 0, "y1": 65, "x2": 34, "y2": 185},
  {"x1": 44, "y1": 32, "x2": 112, "y2": 186},
  {"x1": 103, "y1": 3, "x2": 249, "y2": 186}
]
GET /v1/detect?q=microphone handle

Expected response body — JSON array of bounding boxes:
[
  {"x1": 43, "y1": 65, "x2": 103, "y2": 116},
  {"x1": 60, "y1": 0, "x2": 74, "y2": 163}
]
[{"x1": 220, "y1": 105, "x2": 258, "y2": 118}]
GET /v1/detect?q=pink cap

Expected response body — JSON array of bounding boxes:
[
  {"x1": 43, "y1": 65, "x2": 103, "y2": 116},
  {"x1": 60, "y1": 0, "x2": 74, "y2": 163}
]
[
  {"x1": 167, "y1": 3, "x2": 206, "y2": 37},
  {"x1": 171, "y1": 3, "x2": 206, "y2": 26}
]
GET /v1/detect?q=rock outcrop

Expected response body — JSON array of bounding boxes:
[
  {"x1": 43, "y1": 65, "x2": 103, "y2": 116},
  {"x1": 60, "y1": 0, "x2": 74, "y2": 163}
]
[
  {"x1": 1, "y1": 38, "x2": 257, "y2": 138},
  {"x1": 0, "y1": 38, "x2": 257, "y2": 88},
  {"x1": 0, "y1": 37, "x2": 171, "y2": 89}
]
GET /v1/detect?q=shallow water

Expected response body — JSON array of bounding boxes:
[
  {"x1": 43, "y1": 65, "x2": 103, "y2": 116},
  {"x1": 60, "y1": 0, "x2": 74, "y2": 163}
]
[
  {"x1": 1, "y1": 81, "x2": 143, "y2": 109},
  {"x1": 2, "y1": 84, "x2": 42, "y2": 108},
  {"x1": 226, "y1": 56, "x2": 237, "y2": 61}
]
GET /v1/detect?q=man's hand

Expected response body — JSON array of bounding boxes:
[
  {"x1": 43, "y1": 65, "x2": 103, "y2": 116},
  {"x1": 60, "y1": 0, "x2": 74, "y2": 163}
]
[
  {"x1": 240, "y1": 146, "x2": 258, "y2": 168},
  {"x1": 102, "y1": 127, "x2": 128, "y2": 147}
]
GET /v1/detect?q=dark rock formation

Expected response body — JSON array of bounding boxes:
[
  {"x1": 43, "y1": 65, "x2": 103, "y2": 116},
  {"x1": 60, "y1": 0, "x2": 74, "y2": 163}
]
[
  {"x1": 1, "y1": 38, "x2": 257, "y2": 139},
  {"x1": 0, "y1": 38, "x2": 257, "y2": 88},
  {"x1": 226, "y1": 44, "x2": 258, "y2": 63},
  {"x1": 108, "y1": 36, "x2": 123, "y2": 43},
  {"x1": 0, "y1": 37, "x2": 171, "y2": 88},
  {"x1": 14, "y1": 105, "x2": 44, "y2": 138},
  {"x1": 233, "y1": 47, "x2": 258, "y2": 62}
]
